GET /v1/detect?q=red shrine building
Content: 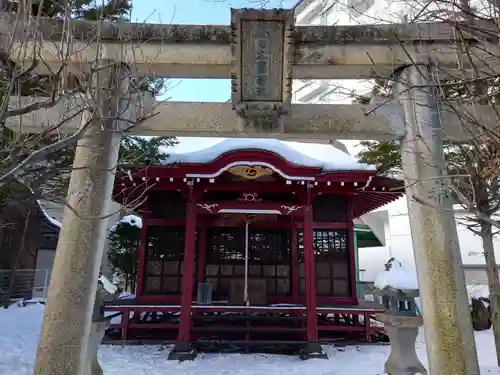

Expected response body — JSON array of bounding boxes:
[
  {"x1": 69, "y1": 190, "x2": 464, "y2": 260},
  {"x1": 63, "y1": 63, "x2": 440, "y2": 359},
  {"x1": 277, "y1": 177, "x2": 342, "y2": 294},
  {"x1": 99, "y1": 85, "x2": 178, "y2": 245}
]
[{"x1": 106, "y1": 139, "x2": 403, "y2": 360}]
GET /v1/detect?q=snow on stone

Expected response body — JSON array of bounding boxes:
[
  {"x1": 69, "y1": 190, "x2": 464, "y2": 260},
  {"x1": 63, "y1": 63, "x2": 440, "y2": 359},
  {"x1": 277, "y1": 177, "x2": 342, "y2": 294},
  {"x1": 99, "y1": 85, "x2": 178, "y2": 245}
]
[
  {"x1": 468, "y1": 284, "x2": 490, "y2": 300},
  {"x1": 119, "y1": 292, "x2": 136, "y2": 299},
  {"x1": 374, "y1": 261, "x2": 419, "y2": 291},
  {"x1": 22, "y1": 298, "x2": 46, "y2": 305},
  {"x1": 1, "y1": 304, "x2": 500, "y2": 375},
  {"x1": 162, "y1": 138, "x2": 375, "y2": 172},
  {"x1": 120, "y1": 215, "x2": 143, "y2": 228},
  {"x1": 98, "y1": 275, "x2": 118, "y2": 294},
  {"x1": 468, "y1": 284, "x2": 491, "y2": 308},
  {"x1": 110, "y1": 215, "x2": 143, "y2": 232},
  {"x1": 37, "y1": 200, "x2": 61, "y2": 228}
]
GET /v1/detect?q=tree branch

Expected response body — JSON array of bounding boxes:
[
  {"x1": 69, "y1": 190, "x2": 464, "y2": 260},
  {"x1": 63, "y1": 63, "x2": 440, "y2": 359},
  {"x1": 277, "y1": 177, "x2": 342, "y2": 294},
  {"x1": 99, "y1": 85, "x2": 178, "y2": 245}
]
[
  {"x1": 0, "y1": 116, "x2": 93, "y2": 184},
  {"x1": 3, "y1": 91, "x2": 83, "y2": 119}
]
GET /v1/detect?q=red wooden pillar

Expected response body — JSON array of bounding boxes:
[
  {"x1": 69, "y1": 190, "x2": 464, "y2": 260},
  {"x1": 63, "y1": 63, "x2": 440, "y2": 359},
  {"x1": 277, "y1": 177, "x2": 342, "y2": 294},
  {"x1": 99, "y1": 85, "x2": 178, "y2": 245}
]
[
  {"x1": 197, "y1": 224, "x2": 207, "y2": 284},
  {"x1": 291, "y1": 223, "x2": 299, "y2": 302},
  {"x1": 121, "y1": 308, "x2": 130, "y2": 340},
  {"x1": 346, "y1": 195, "x2": 358, "y2": 304},
  {"x1": 135, "y1": 199, "x2": 149, "y2": 303},
  {"x1": 178, "y1": 202, "x2": 197, "y2": 343},
  {"x1": 303, "y1": 205, "x2": 318, "y2": 342}
]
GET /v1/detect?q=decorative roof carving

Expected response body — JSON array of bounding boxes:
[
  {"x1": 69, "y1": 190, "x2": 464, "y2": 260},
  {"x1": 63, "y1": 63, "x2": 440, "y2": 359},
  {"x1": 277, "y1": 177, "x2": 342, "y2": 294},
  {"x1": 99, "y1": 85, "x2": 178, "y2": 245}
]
[{"x1": 229, "y1": 165, "x2": 273, "y2": 180}]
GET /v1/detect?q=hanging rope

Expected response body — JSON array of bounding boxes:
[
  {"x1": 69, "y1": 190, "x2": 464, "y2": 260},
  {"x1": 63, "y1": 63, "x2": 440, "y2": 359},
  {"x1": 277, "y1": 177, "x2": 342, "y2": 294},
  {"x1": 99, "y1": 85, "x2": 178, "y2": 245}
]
[
  {"x1": 243, "y1": 215, "x2": 256, "y2": 306},
  {"x1": 244, "y1": 218, "x2": 249, "y2": 306}
]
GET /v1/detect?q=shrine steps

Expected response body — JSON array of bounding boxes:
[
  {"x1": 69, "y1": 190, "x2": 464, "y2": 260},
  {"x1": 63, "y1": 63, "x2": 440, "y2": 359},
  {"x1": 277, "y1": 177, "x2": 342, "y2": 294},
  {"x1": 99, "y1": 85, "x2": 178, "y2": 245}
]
[{"x1": 192, "y1": 327, "x2": 307, "y2": 333}]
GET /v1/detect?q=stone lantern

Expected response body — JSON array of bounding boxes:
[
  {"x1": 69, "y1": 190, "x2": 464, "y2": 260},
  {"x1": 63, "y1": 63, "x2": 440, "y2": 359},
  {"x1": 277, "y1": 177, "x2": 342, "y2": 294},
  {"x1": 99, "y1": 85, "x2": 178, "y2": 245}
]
[
  {"x1": 84, "y1": 275, "x2": 120, "y2": 375},
  {"x1": 374, "y1": 286, "x2": 427, "y2": 375},
  {"x1": 380, "y1": 288, "x2": 419, "y2": 317}
]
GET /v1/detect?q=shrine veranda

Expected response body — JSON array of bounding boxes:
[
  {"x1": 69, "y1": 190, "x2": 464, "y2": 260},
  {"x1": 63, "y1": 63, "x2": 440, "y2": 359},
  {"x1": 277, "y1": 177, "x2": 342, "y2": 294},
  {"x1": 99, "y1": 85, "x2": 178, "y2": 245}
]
[{"x1": 105, "y1": 139, "x2": 403, "y2": 354}]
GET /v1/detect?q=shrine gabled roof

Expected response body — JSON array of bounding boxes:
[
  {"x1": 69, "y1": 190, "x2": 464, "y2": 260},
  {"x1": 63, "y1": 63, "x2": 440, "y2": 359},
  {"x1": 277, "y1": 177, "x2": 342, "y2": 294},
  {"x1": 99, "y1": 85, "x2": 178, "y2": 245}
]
[
  {"x1": 161, "y1": 138, "x2": 375, "y2": 173},
  {"x1": 115, "y1": 138, "x2": 404, "y2": 218}
]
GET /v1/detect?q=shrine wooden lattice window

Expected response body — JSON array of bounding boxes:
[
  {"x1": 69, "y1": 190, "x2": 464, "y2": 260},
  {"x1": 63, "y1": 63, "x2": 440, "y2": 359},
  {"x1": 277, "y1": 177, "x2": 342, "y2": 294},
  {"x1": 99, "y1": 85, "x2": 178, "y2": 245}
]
[
  {"x1": 205, "y1": 227, "x2": 292, "y2": 298},
  {"x1": 143, "y1": 225, "x2": 197, "y2": 295},
  {"x1": 297, "y1": 229, "x2": 351, "y2": 297},
  {"x1": 312, "y1": 194, "x2": 348, "y2": 222},
  {"x1": 148, "y1": 190, "x2": 186, "y2": 220}
]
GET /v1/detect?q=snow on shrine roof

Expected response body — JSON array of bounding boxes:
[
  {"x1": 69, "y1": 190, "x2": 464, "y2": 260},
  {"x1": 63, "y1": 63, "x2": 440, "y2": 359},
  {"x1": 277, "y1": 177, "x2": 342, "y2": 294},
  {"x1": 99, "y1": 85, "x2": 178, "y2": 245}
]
[{"x1": 162, "y1": 138, "x2": 375, "y2": 172}]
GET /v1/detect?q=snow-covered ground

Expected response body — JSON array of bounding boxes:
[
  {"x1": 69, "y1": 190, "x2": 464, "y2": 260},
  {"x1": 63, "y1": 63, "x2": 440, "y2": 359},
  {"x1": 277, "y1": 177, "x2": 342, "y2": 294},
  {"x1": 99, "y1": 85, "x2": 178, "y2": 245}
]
[{"x1": 1, "y1": 303, "x2": 499, "y2": 375}]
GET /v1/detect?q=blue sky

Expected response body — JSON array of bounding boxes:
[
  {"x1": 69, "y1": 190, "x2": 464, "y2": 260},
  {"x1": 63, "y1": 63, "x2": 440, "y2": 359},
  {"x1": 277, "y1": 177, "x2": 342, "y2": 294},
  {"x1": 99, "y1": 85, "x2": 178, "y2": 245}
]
[
  {"x1": 129, "y1": 0, "x2": 300, "y2": 152},
  {"x1": 131, "y1": 0, "x2": 297, "y2": 103}
]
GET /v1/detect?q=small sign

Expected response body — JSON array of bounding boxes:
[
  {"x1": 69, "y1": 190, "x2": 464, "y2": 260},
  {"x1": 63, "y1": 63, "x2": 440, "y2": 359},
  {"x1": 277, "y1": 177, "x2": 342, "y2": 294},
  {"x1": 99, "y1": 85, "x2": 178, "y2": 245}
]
[
  {"x1": 240, "y1": 20, "x2": 284, "y2": 102},
  {"x1": 230, "y1": 9, "x2": 294, "y2": 132}
]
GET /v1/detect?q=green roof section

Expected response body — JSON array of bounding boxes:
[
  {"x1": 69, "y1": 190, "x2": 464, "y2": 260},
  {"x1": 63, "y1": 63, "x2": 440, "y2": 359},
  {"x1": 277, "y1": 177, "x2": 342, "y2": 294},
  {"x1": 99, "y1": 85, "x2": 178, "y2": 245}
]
[
  {"x1": 355, "y1": 224, "x2": 383, "y2": 248},
  {"x1": 354, "y1": 224, "x2": 383, "y2": 299}
]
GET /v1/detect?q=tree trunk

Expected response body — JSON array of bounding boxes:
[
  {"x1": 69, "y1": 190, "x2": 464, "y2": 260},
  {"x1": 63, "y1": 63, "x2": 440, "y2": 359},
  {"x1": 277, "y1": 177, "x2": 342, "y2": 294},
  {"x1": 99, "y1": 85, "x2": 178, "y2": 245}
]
[
  {"x1": 3, "y1": 208, "x2": 31, "y2": 308},
  {"x1": 33, "y1": 63, "x2": 130, "y2": 375},
  {"x1": 131, "y1": 269, "x2": 137, "y2": 293},
  {"x1": 480, "y1": 220, "x2": 500, "y2": 366}
]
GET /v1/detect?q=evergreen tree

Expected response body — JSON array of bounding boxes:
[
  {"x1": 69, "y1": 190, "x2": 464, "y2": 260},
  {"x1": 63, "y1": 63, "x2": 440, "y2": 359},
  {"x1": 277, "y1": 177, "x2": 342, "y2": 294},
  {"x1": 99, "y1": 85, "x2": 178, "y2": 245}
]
[
  {"x1": 119, "y1": 136, "x2": 177, "y2": 166},
  {"x1": 357, "y1": 140, "x2": 401, "y2": 176},
  {"x1": 108, "y1": 218, "x2": 140, "y2": 292},
  {"x1": 12, "y1": 0, "x2": 132, "y2": 21}
]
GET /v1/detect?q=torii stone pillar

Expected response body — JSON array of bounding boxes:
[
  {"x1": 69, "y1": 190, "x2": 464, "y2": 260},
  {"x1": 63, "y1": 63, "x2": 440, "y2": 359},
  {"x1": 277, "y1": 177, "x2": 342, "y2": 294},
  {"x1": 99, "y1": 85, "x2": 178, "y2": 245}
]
[
  {"x1": 395, "y1": 62, "x2": 479, "y2": 375},
  {"x1": 33, "y1": 62, "x2": 131, "y2": 375}
]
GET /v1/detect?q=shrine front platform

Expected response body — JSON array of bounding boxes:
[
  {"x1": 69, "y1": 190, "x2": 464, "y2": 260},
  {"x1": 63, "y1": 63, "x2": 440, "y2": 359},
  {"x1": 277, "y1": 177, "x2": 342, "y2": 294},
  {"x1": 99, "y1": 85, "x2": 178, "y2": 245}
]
[{"x1": 104, "y1": 301, "x2": 386, "y2": 348}]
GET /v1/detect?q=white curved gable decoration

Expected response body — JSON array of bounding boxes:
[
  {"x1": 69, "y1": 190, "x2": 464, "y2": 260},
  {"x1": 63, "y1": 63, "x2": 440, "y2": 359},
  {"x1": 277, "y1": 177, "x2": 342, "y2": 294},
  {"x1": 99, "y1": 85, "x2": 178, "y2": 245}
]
[{"x1": 186, "y1": 161, "x2": 316, "y2": 181}]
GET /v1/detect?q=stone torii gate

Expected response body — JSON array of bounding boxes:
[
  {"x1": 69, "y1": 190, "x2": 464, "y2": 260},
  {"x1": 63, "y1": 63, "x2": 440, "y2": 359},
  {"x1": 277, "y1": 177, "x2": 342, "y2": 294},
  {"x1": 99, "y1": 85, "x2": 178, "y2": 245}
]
[{"x1": 16, "y1": 7, "x2": 498, "y2": 375}]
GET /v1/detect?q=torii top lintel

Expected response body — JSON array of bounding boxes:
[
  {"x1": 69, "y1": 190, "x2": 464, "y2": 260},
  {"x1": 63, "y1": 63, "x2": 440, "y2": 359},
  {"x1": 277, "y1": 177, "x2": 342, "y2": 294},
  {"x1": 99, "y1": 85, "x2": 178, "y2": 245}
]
[{"x1": 7, "y1": 7, "x2": 496, "y2": 81}]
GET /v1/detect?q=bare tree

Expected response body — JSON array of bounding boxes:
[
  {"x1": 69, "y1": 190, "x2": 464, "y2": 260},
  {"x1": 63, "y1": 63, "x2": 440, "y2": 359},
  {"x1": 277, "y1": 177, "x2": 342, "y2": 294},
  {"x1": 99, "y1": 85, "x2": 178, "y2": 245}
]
[
  {"x1": 0, "y1": 1, "x2": 172, "y2": 213},
  {"x1": 349, "y1": 0, "x2": 500, "y2": 364},
  {"x1": 0, "y1": 2, "x2": 180, "y2": 373},
  {"x1": 0, "y1": 1, "x2": 178, "y2": 316}
]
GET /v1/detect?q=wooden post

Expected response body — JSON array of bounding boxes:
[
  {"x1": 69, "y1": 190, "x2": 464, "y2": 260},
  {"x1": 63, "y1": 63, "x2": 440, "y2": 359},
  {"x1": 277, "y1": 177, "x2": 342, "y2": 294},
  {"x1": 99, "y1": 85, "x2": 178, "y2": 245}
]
[
  {"x1": 346, "y1": 195, "x2": 358, "y2": 304},
  {"x1": 121, "y1": 308, "x2": 130, "y2": 341},
  {"x1": 300, "y1": 202, "x2": 326, "y2": 358},
  {"x1": 136, "y1": 198, "x2": 149, "y2": 303},
  {"x1": 354, "y1": 229, "x2": 360, "y2": 299},
  {"x1": 169, "y1": 199, "x2": 197, "y2": 360},
  {"x1": 197, "y1": 223, "x2": 207, "y2": 285},
  {"x1": 291, "y1": 223, "x2": 299, "y2": 302},
  {"x1": 303, "y1": 205, "x2": 318, "y2": 342}
]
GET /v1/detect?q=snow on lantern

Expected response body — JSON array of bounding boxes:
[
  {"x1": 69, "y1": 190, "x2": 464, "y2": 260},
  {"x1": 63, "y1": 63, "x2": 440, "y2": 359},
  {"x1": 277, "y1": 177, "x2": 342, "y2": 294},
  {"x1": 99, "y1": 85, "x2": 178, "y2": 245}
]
[
  {"x1": 373, "y1": 258, "x2": 427, "y2": 375},
  {"x1": 373, "y1": 258, "x2": 420, "y2": 317}
]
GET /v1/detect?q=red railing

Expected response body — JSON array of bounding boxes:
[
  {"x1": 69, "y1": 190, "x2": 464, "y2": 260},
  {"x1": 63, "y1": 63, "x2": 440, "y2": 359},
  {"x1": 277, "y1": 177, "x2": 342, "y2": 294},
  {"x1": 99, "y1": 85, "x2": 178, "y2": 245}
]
[{"x1": 104, "y1": 304, "x2": 384, "y2": 344}]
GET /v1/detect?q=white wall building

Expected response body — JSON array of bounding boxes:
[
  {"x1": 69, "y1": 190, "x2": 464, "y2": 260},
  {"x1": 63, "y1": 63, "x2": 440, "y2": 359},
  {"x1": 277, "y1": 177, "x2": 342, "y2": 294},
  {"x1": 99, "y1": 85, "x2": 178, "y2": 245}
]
[
  {"x1": 294, "y1": 0, "x2": 500, "y2": 286},
  {"x1": 293, "y1": 0, "x2": 411, "y2": 105},
  {"x1": 356, "y1": 197, "x2": 500, "y2": 286}
]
